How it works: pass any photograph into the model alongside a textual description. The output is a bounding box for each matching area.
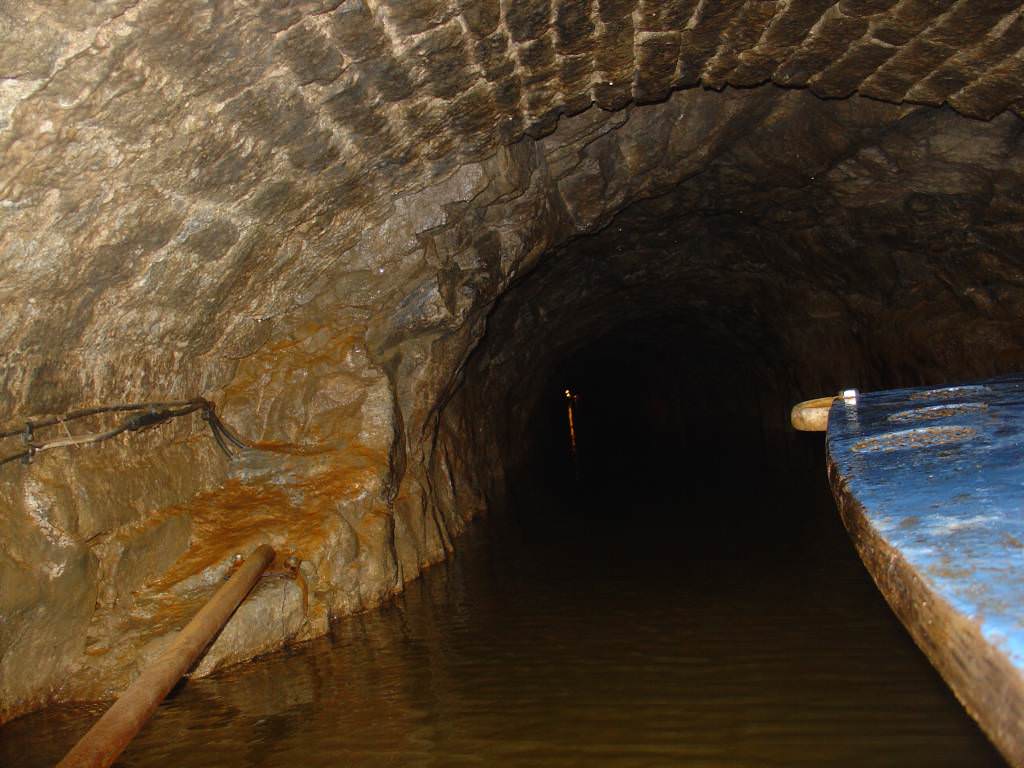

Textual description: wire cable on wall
[0,398,253,468]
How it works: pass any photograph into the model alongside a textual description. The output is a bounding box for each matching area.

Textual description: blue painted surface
[827,375,1024,670]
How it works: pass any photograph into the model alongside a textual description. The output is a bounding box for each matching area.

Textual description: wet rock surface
[1,0,1024,722]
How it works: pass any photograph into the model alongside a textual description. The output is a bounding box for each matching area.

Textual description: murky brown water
[0,471,1007,768]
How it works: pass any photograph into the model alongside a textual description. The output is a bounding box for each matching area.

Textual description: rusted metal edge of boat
[820,376,1024,767]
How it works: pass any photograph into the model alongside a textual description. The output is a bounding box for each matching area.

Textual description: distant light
[566,392,577,457]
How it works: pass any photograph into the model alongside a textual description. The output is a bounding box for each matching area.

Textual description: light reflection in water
[565,387,580,481]
[565,388,578,457]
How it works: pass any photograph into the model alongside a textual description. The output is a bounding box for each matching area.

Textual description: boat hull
[826,377,1024,767]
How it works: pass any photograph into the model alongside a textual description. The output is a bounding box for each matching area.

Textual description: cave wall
[3,0,1024,721]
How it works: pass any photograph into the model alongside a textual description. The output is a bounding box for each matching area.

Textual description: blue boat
[805,376,1024,766]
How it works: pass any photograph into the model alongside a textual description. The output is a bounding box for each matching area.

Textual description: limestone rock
[192,576,307,677]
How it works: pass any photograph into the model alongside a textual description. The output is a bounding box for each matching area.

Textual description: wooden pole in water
[57,544,276,768]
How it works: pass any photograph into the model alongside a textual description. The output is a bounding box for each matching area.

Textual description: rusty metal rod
[57,544,276,768]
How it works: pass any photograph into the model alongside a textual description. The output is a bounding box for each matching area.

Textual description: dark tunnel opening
[484,300,837,578]
[497,305,848,612]
[524,319,793,519]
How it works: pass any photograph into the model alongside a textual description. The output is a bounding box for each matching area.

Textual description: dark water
[0,469,1006,767]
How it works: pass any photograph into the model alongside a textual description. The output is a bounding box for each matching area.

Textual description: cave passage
[9,0,1024,749]
[5,39,1024,758]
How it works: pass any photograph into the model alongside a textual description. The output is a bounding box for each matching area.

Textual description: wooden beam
[57,544,276,768]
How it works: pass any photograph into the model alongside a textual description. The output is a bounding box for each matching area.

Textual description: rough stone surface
[2,0,1024,722]
[192,575,309,677]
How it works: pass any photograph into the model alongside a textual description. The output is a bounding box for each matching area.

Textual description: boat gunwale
[828,454,1024,768]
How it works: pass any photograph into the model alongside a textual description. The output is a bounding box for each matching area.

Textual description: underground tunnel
[3,1,1024,765]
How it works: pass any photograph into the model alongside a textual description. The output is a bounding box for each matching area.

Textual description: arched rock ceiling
[2,0,1024,417]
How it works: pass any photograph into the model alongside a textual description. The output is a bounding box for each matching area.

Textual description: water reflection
[0,475,1006,767]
